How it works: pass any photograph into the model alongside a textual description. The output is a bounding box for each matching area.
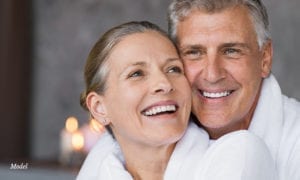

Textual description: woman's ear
[261,40,273,78]
[86,92,110,125]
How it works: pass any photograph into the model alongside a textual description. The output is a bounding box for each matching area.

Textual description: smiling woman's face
[101,31,191,147]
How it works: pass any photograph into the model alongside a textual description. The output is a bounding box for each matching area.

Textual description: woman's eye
[128,70,144,78]
[168,66,183,74]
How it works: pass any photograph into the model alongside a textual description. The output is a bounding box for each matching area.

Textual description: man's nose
[202,56,226,83]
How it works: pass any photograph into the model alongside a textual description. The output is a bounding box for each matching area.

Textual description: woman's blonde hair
[80,21,170,110]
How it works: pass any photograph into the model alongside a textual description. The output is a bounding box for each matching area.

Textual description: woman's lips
[141,101,178,116]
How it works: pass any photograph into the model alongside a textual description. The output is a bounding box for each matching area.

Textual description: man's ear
[86,92,110,125]
[261,40,273,78]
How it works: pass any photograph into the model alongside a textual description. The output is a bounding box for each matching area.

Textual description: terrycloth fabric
[75,132,132,180]
[77,73,300,180]
[76,123,208,180]
[77,123,277,180]
[165,128,277,180]
[249,74,300,180]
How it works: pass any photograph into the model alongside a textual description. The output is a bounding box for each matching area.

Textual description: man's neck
[205,81,262,139]
[206,120,251,139]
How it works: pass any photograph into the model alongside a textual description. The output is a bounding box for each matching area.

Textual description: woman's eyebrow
[130,61,147,66]
[119,61,147,77]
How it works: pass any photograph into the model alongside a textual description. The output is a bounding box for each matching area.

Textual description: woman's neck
[119,141,176,180]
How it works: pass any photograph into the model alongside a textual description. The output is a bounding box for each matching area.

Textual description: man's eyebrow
[179,43,251,50]
[220,42,251,50]
[179,44,206,51]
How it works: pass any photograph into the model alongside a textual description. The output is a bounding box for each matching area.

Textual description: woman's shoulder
[76,132,126,180]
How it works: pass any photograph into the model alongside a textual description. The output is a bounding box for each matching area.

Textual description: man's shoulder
[280,94,300,152]
[283,95,300,109]
[278,95,300,180]
[282,95,300,123]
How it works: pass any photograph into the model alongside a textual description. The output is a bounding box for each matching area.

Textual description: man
[77,20,277,180]
[168,0,300,179]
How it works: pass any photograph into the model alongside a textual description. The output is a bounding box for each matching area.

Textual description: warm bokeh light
[89,118,104,132]
[65,116,78,133]
[72,131,84,151]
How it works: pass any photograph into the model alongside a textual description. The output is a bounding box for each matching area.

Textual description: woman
[77,21,277,180]
[79,21,192,180]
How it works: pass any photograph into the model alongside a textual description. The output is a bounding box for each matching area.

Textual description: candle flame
[65,116,78,133]
[72,131,84,151]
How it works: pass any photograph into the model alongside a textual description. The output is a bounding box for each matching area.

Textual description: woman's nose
[151,73,174,94]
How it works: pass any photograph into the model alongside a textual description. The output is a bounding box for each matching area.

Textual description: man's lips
[199,90,234,99]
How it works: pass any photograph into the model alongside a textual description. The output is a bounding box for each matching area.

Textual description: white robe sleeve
[76,132,132,180]
[195,130,278,180]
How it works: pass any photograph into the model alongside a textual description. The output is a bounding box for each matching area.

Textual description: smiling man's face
[176,5,272,138]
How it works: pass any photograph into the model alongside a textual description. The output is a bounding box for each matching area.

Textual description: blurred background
[0,0,299,179]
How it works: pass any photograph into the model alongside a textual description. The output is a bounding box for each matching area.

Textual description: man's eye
[167,66,183,74]
[225,48,235,54]
[224,48,241,55]
[181,49,203,60]
[128,70,144,78]
[184,49,200,56]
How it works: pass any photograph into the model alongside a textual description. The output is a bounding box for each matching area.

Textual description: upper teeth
[144,105,176,116]
[203,91,230,98]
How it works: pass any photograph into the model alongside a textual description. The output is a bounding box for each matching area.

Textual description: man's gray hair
[168,0,271,48]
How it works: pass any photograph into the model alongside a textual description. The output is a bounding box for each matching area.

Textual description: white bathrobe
[248,74,300,180]
[77,74,300,180]
[76,122,277,180]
